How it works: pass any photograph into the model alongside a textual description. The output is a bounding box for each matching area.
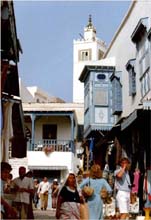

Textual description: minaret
[73,15,107,103]
[84,15,96,41]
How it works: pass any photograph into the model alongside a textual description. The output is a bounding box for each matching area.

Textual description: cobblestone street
[33,208,56,220]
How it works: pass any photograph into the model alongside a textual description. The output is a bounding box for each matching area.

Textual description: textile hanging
[11,135,27,158]
[114,137,122,165]
[1,61,9,92]
[131,169,140,194]
[143,169,151,207]
[144,170,151,195]
[89,138,94,162]
[146,170,151,195]
[1,101,14,161]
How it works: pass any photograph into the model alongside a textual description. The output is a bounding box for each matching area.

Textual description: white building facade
[73,15,107,103]
[79,1,151,211]
[103,1,151,210]
[104,1,151,118]
[9,83,84,181]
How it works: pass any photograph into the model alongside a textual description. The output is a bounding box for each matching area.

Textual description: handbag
[82,178,94,198]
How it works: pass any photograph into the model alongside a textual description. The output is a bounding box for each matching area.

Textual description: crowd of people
[1,158,151,219]
[0,162,60,219]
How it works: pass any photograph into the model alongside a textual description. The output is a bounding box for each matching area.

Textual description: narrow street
[1,2,151,220]
[33,208,56,220]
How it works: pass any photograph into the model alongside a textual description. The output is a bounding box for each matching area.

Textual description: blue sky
[14,1,131,102]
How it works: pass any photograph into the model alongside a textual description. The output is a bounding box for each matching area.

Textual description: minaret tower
[73,15,107,103]
[84,14,96,41]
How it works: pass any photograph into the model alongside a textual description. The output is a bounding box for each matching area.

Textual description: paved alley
[33,208,56,220]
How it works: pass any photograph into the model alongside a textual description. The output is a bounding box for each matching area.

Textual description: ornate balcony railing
[27,139,73,152]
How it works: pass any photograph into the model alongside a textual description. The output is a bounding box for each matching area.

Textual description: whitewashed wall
[73,38,106,103]
[104,1,151,117]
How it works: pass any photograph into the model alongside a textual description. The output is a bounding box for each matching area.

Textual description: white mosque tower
[73,15,107,103]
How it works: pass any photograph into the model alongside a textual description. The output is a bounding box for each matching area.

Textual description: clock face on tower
[95,107,108,123]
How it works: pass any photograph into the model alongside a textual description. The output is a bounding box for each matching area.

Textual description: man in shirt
[1,162,17,219]
[13,166,34,219]
[114,157,132,220]
[37,177,50,210]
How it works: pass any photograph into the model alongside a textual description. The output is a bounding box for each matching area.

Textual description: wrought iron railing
[27,139,73,152]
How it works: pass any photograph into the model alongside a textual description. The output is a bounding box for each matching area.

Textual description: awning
[28,165,68,170]
[131,17,149,43]
[121,109,142,131]
[95,123,121,148]
[84,124,113,138]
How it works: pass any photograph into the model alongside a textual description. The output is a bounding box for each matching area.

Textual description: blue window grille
[110,72,122,115]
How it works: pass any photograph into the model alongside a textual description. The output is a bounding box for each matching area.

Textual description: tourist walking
[55,172,85,219]
[51,179,59,209]
[3,173,18,207]
[80,164,112,220]
[37,177,50,210]
[33,179,40,208]
[13,166,34,219]
[26,170,34,219]
[114,157,132,220]
[1,162,18,219]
